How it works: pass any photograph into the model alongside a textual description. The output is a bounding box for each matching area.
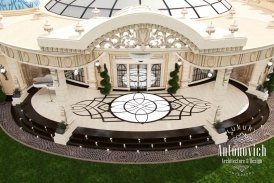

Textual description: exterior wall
[0,56,13,95]
[230,64,254,85]
[21,63,50,87]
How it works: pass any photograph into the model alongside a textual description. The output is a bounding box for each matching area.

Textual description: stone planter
[56,121,67,134]
[214,122,226,133]
[56,127,66,134]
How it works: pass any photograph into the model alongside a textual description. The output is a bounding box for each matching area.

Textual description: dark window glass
[117,64,127,87]
[192,68,209,82]
[65,68,85,82]
[151,64,161,87]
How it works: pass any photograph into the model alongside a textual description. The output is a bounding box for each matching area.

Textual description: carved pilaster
[167,53,177,89]
[86,63,97,89]
[180,61,191,88]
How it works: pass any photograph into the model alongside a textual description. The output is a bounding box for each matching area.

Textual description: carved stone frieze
[88,24,191,52]
[0,43,102,69]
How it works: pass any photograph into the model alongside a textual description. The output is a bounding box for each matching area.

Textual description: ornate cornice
[178,46,274,69]
[40,23,245,54]
[87,24,195,52]
[1,41,273,69]
[0,43,102,69]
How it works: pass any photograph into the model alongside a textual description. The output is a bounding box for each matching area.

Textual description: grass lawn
[0,128,274,183]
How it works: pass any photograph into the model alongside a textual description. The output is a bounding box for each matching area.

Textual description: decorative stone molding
[0,43,102,69]
[39,19,246,55]
[87,24,194,52]
[178,46,274,69]
[86,24,245,55]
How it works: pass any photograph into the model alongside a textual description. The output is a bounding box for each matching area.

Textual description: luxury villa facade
[0,0,273,163]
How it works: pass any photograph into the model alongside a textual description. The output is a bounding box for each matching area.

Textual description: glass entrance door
[129,64,147,91]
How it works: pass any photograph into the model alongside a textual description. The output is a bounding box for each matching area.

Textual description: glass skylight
[0,0,39,11]
[45,0,232,19]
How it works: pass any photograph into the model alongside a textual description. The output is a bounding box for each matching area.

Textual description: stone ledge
[247,89,269,101]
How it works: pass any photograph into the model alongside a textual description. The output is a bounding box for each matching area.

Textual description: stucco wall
[21,63,50,87]
[230,64,254,85]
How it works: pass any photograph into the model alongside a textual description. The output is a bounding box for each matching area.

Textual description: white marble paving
[31,82,249,131]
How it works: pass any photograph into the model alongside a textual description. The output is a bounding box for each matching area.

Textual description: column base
[88,82,97,89]
[180,82,189,89]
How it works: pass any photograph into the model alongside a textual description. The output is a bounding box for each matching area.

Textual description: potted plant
[263,72,274,95]
[213,122,226,133]
[167,63,180,94]
[0,87,6,103]
[13,88,21,98]
[56,121,67,134]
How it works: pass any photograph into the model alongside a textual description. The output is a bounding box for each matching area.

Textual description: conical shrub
[167,63,180,94]
[100,64,111,95]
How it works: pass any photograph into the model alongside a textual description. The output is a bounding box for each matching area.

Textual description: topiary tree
[100,64,111,95]
[263,72,274,94]
[167,63,180,94]
[0,87,6,103]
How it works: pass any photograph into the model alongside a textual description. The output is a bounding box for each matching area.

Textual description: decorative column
[86,62,97,89]
[52,69,77,145]
[248,60,268,90]
[180,61,191,88]
[51,69,74,124]
[147,63,152,88]
[209,68,232,124]
[247,60,269,100]
[108,54,114,87]
[204,68,232,144]
[166,53,177,89]
[5,57,28,105]
[189,65,194,83]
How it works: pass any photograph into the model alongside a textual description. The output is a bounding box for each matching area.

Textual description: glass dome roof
[45,0,232,19]
[0,0,40,11]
